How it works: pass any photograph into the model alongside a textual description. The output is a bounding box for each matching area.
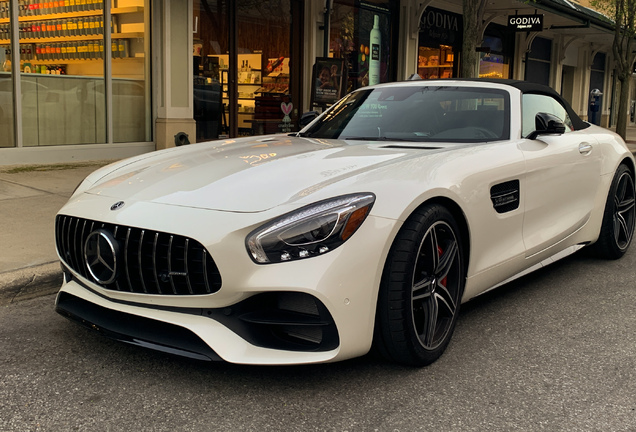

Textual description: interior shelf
[0,7,143,24]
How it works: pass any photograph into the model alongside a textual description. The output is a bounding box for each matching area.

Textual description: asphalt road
[1,249,636,432]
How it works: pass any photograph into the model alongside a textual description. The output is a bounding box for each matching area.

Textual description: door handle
[579,142,593,155]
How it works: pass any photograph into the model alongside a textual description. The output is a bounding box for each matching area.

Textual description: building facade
[0,0,629,165]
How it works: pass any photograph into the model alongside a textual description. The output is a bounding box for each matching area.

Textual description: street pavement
[2,128,636,305]
[2,242,636,430]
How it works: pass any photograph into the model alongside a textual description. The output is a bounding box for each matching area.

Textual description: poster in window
[311,58,346,106]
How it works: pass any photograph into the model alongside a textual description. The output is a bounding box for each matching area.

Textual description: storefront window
[0,5,14,148]
[193,0,227,141]
[525,36,552,86]
[418,7,461,80]
[237,0,291,136]
[479,52,508,79]
[193,0,294,141]
[419,45,454,79]
[112,0,150,143]
[478,31,511,79]
[1,0,150,147]
[588,52,606,126]
[329,0,396,93]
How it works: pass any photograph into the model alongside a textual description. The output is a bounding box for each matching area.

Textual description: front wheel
[592,164,636,259]
[374,204,465,366]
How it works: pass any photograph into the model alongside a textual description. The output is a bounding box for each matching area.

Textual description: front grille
[56,215,222,295]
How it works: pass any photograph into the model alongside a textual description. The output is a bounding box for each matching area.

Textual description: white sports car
[55,79,635,366]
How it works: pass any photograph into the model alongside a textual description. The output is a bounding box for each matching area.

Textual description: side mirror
[299,111,319,127]
[527,112,567,140]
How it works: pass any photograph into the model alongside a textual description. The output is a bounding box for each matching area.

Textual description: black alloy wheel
[374,203,465,366]
[593,164,636,259]
[612,169,636,250]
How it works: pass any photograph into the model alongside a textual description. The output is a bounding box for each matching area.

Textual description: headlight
[246,193,375,264]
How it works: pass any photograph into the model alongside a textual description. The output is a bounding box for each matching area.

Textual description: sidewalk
[0,161,114,305]
[2,128,636,306]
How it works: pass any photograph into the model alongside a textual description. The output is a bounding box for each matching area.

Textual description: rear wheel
[374,204,465,366]
[592,164,635,259]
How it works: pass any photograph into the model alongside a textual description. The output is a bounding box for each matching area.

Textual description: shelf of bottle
[0,32,144,44]
[418,65,453,68]
[223,96,255,101]
[0,7,144,24]
[220,81,261,86]
[224,92,289,98]
[20,57,139,65]
[220,68,262,72]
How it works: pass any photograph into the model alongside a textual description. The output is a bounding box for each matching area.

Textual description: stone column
[154,0,196,150]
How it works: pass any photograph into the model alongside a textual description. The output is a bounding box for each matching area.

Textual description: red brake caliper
[437,246,447,287]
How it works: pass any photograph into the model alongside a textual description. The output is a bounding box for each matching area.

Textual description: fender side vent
[490,180,520,213]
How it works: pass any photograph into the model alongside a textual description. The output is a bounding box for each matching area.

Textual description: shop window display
[479,52,509,79]
[418,45,454,79]
[193,0,293,140]
[329,0,395,92]
[0,33,13,147]
[478,34,510,79]
[0,0,150,147]
[417,7,461,80]
[525,36,552,86]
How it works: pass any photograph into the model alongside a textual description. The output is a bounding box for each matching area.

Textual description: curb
[0,262,62,306]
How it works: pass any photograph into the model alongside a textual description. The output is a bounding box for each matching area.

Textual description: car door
[519,93,602,258]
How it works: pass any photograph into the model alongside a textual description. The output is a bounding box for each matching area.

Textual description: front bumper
[56,269,341,362]
[54,196,398,365]
[56,280,343,365]
[56,290,223,361]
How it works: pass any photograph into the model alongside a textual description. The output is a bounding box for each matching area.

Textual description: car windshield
[301,86,510,143]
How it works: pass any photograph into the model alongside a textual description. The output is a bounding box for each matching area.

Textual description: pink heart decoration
[281,102,293,115]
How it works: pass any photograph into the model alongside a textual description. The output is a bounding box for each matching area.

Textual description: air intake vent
[55,215,222,295]
[490,180,520,214]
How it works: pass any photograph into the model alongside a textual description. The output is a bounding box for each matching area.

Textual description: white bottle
[369,15,381,86]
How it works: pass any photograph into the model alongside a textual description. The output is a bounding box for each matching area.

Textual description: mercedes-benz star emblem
[110,201,125,211]
[84,229,120,285]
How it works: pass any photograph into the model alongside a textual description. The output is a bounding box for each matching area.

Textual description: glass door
[193,0,294,141]
[193,0,228,141]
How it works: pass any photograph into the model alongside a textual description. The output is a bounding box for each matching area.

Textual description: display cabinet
[252,57,290,135]
[197,54,291,136]
[0,0,145,72]
[214,53,261,133]
[418,45,455,80]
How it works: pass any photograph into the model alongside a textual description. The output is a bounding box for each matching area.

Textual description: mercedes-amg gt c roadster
[54,79,635,366]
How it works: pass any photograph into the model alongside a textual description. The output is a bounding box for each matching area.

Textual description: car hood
[85,135,444,212]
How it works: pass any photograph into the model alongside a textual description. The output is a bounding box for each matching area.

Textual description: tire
[592,164,636,260]
[374,203,465,366]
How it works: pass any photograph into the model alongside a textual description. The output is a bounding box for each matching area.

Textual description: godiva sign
[508,14,544,32]
[419,7,463,47]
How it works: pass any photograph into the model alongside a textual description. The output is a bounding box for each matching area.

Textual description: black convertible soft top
[440,78,589,131]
